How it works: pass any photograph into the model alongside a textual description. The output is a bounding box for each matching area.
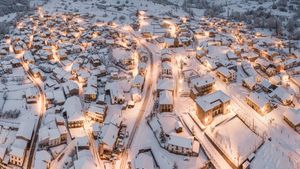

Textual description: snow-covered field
[206,116,263,167]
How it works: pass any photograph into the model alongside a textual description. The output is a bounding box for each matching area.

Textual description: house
[216,67,236,83]
[134,152,156,169]
[106,82,125,104]
[92,123,101,138]
[196,48,206,59]
[38,113,68,148]
[90,54,101,66]
[38,126,67,148]
[83,86,97,102]
[85,104,107,123]
[84,76,98,102]
[138,62,147,76]
[165,134,199,156]
[161,51,172,62]
[245,92,271,115]
[131,87,142,102]
[157,78,175,96]
[77,136,90,150]
[226,51,239,60]
[110,48,136,70]
[283,108,300,133]
[23,51,35,64]
[243,52,258,62]
[62,96,84,128]
[25,87,39,103]
[159,90,174,112]
[259,79,277,93]
[242,76,257,90]
[132,75,145,90]
[98,122,120,159]
[269,87,293,106]
[9,139,27,167]
[63,80,79,97]
[53,88,66,105]
[195,90,231,125]
[241,61,257,77]
[73,150,97,169]
[283,58,300,70]
[161,61,173,77]
[290,75,300,91]
[190,75,215,99]
[33,150,52,169]
[16,114,36,143]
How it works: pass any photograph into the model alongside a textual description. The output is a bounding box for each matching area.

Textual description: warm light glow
[17,22,24,29]
[6,38,11,44]
[51,46,60,62]
[92,32,98,39]
[64,62,73,72]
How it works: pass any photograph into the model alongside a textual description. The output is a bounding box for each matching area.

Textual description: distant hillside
[0,0,30,16]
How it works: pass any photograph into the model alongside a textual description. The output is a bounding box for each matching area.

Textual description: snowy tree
[159,130,166,143]
[287,19,296,35]
[173,162,178,169]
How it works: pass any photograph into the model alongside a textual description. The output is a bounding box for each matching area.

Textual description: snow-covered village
[0,0,299,169]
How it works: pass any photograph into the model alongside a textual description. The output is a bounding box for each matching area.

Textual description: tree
[173,162,178,169]
[159,130,166,143]
[287,19,296,35]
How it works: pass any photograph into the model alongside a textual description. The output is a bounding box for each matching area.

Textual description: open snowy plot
[251,141,300,169]
[206,116,263,167]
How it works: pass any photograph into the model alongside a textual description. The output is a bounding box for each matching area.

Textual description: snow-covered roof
[157,78,174,91]
[16,114,36,141]
[167,133,193,149]
[111,48,134,62]
[216,66,231,77]
[284,108,300,126]
[243,76,256,88]
[134,153,155,169]
[74,150,97,169]
[161,61,172,70]
[87,104,106,116]
[132,74,145,85]
[269,87,293,102]
[159,90,173,105]
[247,92,269,109]
[99,123,119,149]
[195,90,230,112]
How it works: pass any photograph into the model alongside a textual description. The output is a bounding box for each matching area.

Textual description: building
[157,78,175,96]
[84,76,98,102]
[216,67,236,83]
[195,90,231,125]
[245,92,271,115]
[138,62,147,76]
[269,87,293,106]
[132,74,145,90]
[159,90,174,112]
[161,61,173,77]
[62,96,84,128]
[25,87,39,103]
[83,86,97,102]
[9,139,27,167]
[190,75,215,99]
[33,150,52,169]
[63,80,79,97]
[16,114,36,144]
[165,134,199,156]
[283,108,300,133]
[85,104,107,123]
[242,76,257,90]
[98,123,120,159]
